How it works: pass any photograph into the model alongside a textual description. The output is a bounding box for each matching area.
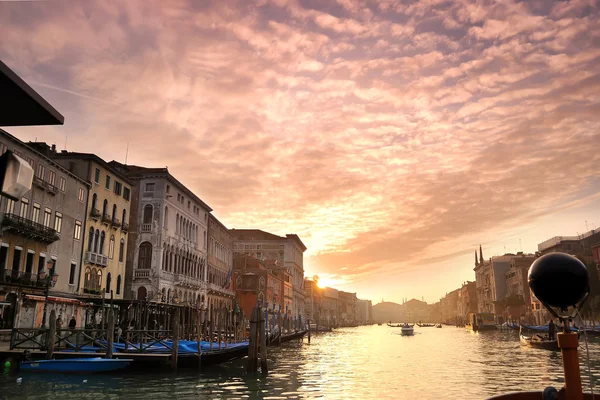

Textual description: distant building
[355,299,372,324]
[207,214,235,312]
[1,133,89,328]
[230,229,306,319]
[457,281,477,325]
[304,278,322,323]
[321,287,339,328]
[440,289,460,324]
[338,291,357,326]
[505,253,537,320]
[538,229,600,263]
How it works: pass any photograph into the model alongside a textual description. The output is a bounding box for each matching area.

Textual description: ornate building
[207,214,234,312]
[110,163,210,305]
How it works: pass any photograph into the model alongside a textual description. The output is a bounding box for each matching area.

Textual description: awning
[25,294,81,304]
[0,60,64,126]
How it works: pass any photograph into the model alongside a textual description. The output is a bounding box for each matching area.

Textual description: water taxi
[465,312,498,331]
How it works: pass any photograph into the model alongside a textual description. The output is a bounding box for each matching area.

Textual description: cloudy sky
[1,0,599,304]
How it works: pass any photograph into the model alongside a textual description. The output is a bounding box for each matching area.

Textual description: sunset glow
[1,0,599,304]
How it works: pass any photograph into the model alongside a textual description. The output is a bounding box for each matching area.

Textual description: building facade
[321,287,339,327]
[338,291,357,326]
[355,299,372,324]
[47,152,132,300]
[109,164,211,307]
[207,214,234,312]
[1,133,89,329]
[230,229,306,318]
[457,281,477,325]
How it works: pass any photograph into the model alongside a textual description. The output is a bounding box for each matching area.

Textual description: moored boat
[19,357,133,373]
[519,334,560,351]
[416,323,435,327]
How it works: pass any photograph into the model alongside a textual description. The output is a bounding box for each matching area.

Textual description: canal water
[2,325,600,399]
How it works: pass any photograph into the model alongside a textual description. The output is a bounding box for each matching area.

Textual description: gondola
[200,343,250,366]
[416,323,435,327]
[387,323,403,327]
[519,334,560,351]
[20,357,133,373]
[279,329,308,343]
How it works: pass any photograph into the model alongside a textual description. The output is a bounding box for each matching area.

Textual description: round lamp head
[528,253,589,309]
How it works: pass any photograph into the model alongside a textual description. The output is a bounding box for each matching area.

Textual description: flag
[223,268,232,289]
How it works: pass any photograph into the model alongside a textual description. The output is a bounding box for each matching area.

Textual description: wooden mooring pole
[308,319,311,344]
[46,309,57,359]
[106,310,114,359]
[171,307,180,370]
[246,306,258,373]
[259,306,268,374]
[196,302,201,366]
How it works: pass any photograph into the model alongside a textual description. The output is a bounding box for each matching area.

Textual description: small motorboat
[435,324,442,328]
[401,323,414,336]
[20,357,133,373]
[519,333,560,351]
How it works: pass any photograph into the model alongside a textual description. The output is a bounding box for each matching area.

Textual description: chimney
[51,144,56,153]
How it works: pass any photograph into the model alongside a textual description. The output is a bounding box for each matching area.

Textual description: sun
[317,278,331,289]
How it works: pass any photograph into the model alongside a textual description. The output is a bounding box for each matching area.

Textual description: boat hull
[519,334,560,351]
[401,328,414,336]
[200,345,249,366]
[19,358,133,373]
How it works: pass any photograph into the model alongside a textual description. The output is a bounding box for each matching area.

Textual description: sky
[1,0,599,304]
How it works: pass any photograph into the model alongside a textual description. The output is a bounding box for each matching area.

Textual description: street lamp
[39,261,58,328]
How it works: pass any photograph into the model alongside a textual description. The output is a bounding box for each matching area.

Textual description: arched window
[99,231,106,254]
[112,204,117,220]
[109,235,115,259]
[175,214,179,234]
[161,287,166,301]
[88,227,95,251]
[167,288,171,302]
[118,239,125,262]
[258,292,264,305]
[122,209,127,226]
[84,267,91,288]
[236,276,242,288]
[203,231,206,248]
[164,207,168,228]
[138,242,152,269]
[105,272,112,293]
[143,204,153,224]
[116,275,122,295]
[91,193,98,211]
[96,269,102,291]
[94,229,100,253]
[259,276,265,290]
[102,199,108,217]
[137,286,147,301]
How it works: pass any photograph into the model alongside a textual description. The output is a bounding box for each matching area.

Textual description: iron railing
[0,213,60,243]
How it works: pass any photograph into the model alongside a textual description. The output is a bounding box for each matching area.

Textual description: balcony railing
[1,269,45,287]
[90,208,101,220]
[141,224,152,232]
[85,251,108,267]
[111,217,121,228]
[101,213,111,225]
[82,287,102,295]
[33,176,57,195]
[134,269,151,279]
[173,274,205,289]
[0,213,60,243]
[121,222,129,233]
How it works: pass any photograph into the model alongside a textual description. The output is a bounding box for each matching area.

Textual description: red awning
[25,295,80,304]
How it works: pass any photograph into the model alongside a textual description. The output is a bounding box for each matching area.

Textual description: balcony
[208,282,234,296]
[1,269,45,287]
[82,287,102,295]
[85,251,108,267]
[141,224,152,232]
[90,208,101,220]
[174,274,204,289]
[111,217,121,229]
[101,213,111,225]
[134,269,151,279]
[0,213,60,243]
[33,176,57,195]
[121,222,129,233]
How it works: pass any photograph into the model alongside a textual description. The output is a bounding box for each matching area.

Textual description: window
[78,187,85,202]
[43,208,52,228]
[94,229,100,253]
[32,203,40,222]
[164,207,169,228]
[36,163,45,179]
[138,242,152,269]
[112,204,117,220]
[105,175,111,189]
[166,185,170,194]
[54,212,63,233]
[12,248,21,271]
[59,177,66,192]
[0,142,6,154]
[88,228,95,251]
[109,235,115,259]
[69,263,76,285]
[118,239,125,263]
[177,194,180,201]
[25,157,35,167]
[123,187,130,201]
[116,275,122,295]
[143,204,153,224]
[6,199,15,214]
[94,168,100,183]
[48,170,56,187]
[145,183,155,192]
[114,181,122,196]
[19,198,29,219]
[99,231,106,254]
[37,255,45,274]
[102,199,108,216]
[74,220,82,240]
[122,209,127,226]
[25,252,34,274]
[188,200,190,209]
[106,272,112,293]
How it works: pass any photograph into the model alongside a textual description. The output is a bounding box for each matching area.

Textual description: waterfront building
[538,229,600,263]
[355,299,372,324]
[42,152,132,301]
[230,229,307,319]
[457,281,477,326]
[474,246,494,314]
[593,242,600,268]
[108,164,210,305]
[505,253,537,321]
[207,214,234,311]
[440,289,460,324]
[321,287,339,327]
[304,278,322,324]
[1,133,89,328]
[338,291,357,326]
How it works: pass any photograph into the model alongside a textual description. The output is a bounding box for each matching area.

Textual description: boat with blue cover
[20,357,133,373]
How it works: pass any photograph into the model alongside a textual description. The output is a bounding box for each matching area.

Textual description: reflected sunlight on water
[2,325,600,399]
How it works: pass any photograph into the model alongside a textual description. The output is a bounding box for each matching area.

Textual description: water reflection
[2,325,599,399]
